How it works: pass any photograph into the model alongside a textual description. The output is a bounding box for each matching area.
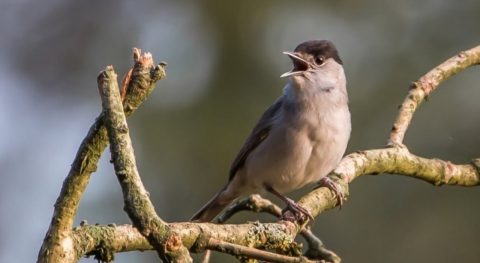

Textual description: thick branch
[74,221,299,256]
[98,66,191,262]
[37,49,166,263]
[389,45,480,146]
[73,224,151,257]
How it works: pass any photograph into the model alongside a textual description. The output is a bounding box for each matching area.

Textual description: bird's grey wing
[228,96,284,181]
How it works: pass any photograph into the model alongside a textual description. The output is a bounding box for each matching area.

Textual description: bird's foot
[281,197,313,223]
[317,177,345,207]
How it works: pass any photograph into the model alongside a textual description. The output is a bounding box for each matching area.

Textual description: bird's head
[281,40,344,87]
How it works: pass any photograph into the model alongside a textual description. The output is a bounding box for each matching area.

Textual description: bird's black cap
[294,40,343,65]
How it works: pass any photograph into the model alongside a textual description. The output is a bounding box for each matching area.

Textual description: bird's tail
[191,186,238,222]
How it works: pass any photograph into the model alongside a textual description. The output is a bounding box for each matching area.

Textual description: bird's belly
[242,127,315,194]
[242,119,349,194]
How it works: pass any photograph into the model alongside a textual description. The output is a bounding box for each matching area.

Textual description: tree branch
[302,228,340,263]
[37,48,166,263]
[70,147,479,261]
[71,151,477,260]
[388,45,480,146]
[98,66,191,262]
[73,224,152,257]
[216,194,282,224]
[299,147,479,219]
[216,194,340,262]
[74,221,300,257]
[205,239,315,263]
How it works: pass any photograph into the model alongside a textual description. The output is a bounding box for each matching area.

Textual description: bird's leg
[265,185,313,222]
[317,177,345,207]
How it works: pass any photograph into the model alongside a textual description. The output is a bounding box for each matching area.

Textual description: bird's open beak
[280,51,313,78]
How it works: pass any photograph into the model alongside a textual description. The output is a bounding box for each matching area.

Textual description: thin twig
[206,238,317,263]
[302,228,340,263]
[388,45,480,146]
[217,194,282,223]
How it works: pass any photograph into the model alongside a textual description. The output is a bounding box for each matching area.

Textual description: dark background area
[1,0,479,262]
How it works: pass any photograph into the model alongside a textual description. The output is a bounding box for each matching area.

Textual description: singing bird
[191,40,351,222]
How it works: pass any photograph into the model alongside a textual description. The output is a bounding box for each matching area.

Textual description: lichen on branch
[97,66,191,262]
[37,48,166,263]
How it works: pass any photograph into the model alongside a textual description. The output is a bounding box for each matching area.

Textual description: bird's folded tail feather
[190,186,238,222]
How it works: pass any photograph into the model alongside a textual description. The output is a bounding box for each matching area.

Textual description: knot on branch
[436,160,455,186]
[416,77,436,98]
[163,234,190,261]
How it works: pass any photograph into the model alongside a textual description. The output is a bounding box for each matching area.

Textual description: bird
[191,40,351,223]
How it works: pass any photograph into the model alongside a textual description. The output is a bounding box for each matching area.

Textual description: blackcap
[191,40,351,222]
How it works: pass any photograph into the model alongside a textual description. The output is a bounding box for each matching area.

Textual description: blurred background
[1,0,479,262]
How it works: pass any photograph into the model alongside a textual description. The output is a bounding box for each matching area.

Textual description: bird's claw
[281,197,313,223]
[317,177,345,207]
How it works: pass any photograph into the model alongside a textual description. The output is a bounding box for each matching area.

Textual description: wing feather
[228,96,284,180]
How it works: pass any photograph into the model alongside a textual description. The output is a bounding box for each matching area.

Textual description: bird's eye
[315,56,326,65]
